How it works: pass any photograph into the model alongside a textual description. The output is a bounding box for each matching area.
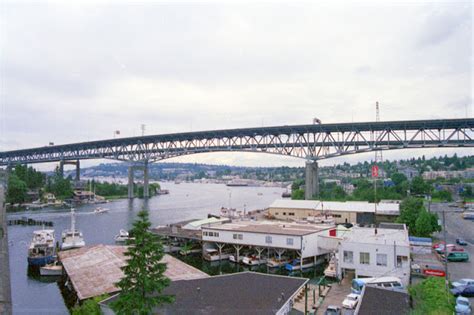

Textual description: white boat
[203,248,232,261]
[266,257,291,268]
[229,254,244,263]
[28,229,56,266]
[114,229,133,244]
[93,207,109,214]
[40,261,63,276]
[324,254,338,278]
[179,248,201,256]
[285,258,316,271]
[61,208,85,250]
[242,255,267,266]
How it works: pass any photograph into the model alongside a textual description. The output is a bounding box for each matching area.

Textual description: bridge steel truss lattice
[1,118,473,166]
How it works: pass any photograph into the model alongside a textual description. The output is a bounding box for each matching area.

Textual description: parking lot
[431,202,474,305]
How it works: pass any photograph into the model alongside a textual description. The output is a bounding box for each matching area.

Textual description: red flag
[372,165,379,178]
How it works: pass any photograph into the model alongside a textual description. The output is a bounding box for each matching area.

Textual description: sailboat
[61,208,85,250]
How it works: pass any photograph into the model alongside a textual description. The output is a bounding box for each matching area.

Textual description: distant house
[354,285,410,315]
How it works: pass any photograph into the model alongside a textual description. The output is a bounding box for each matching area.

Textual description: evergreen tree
[6,174,28,204]
[111,210,174,315]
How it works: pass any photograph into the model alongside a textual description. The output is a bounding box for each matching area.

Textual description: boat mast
[71,208,76,244]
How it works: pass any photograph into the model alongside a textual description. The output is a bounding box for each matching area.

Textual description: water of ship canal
[7,182,323,314]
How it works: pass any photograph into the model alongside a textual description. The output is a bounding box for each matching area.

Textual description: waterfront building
[99,272,309,315]
[201,220,335,268]
[267,200,399,225]
[337,225,410,286]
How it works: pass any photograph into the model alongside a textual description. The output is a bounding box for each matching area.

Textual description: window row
[203,231,219,237]
[343,251,408,267]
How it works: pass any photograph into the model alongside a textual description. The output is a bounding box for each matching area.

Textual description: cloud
[0,1,472,169]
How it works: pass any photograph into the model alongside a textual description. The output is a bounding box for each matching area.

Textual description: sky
[0,0,472,170]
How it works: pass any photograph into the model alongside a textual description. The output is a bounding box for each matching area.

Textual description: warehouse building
[267,200,399,225]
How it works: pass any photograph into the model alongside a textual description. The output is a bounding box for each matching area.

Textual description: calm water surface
[7,183,288,314]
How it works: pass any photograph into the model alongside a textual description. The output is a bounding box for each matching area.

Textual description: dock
[0,184,12,315]
[59,244,208,302]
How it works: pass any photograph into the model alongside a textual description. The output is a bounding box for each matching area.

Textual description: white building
[337,225,410,286]
[201,220,335,265]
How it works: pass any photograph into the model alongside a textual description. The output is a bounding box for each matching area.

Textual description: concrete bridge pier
[127,161,150,199]
[143,160,149,199]
[305,161,319,200]
[128,166,135,199]
[59,160,81,181]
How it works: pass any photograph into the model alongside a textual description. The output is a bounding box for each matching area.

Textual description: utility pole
[442,208,449,294]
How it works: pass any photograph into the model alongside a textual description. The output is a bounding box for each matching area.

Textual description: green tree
[415,210,434,237]
[291,189,305,200]
[71,295,108,315]
[411,176,430,195]
[111,210,174,315]
[48,167,73,200]
[396,197,424,234]
[409,276,454,315]
[391,172,407,186]
[6,174,28,204]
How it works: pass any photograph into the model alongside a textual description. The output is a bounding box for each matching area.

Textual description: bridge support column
[128,166,134,199]
[59,160,64,177]
[143,160,149,199]
[75,160,80,182]
[305,161,319,200]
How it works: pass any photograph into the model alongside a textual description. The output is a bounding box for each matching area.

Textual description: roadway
[431,202,474,306]
[0,183,12,315]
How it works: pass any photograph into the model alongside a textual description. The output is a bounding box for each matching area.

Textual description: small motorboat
[40,261,63,276]
[229,254,244,263]
[324,254,338,278]
[242,255,267,266]
[114,229,133,244]
[203,248,232,261]
[61,208,85,250]
[266,257,291,268]
[94,207,109,214]
[285,258,315,271]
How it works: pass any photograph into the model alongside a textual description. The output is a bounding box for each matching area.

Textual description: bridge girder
[1,118,473,166]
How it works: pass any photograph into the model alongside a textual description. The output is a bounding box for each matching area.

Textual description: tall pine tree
[111,210,174,315]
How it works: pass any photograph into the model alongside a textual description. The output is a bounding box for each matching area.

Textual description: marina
[6,182,287,314]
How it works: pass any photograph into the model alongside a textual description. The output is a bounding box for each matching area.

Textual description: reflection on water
[7,183,287,314]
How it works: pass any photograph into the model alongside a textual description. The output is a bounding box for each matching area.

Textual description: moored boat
[40,261,63,276]
[28,229,56,266]
[266,257,291,268]
[114,229,133,244]
[229,254,244,263]
[285,258,315,271]
[242,255,267,266]
[61,208,85,250]
[203,248,232,261]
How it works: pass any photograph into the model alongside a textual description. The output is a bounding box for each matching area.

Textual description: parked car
[451,284,474,297]
[436,244,464,253]
[452,279,474,289]
[455,296,472,314]
[342,293,360,309]
[456,238,468,246]
[324,305,341,315]
[442,252,470,262]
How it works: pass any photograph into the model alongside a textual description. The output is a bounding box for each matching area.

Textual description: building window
[233,233,243,240]
[360,252,370,265]
[397,255,408,267]
[283,212,287,215]
[332,214,342,218]
[289,212,295,216]
[343,251,353,263]
[275,212,279,215]
[286,238,294,245]
[376,253,387,266]
[203,231,208,236]
[233,234,238,239]
[265,236,272,244]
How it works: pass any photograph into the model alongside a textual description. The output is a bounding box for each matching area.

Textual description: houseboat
[267,257,291,268]
[27,229,56,266]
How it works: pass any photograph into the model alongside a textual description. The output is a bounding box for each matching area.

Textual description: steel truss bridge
[1,118,473,166]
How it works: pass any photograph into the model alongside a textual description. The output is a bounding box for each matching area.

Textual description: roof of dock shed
[202,220,332,236]
[59,245,208,300]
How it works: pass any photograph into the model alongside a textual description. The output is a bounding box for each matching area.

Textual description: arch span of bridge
[1,118,473,198]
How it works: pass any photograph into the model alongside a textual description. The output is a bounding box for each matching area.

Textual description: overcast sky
[0,0,472,170]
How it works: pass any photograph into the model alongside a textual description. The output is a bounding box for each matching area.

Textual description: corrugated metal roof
[268,199,399,214]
